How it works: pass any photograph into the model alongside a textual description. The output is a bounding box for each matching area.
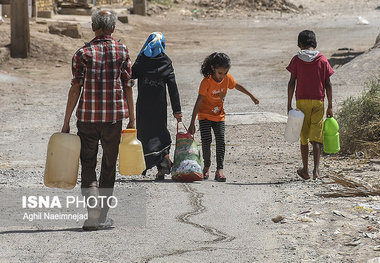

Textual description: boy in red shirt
[286,30,334,180]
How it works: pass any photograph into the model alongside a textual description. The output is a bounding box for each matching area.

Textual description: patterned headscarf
[138,32,166,58]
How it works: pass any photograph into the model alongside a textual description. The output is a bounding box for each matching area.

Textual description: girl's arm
[287,74,296,113]
[325,77,333,117]
[235,83,259,104]
[188,95,204,135]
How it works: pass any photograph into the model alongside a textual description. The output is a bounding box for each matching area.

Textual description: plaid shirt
[72,35,132,122]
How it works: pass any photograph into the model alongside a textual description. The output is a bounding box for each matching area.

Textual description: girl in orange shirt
[189,52,259,182]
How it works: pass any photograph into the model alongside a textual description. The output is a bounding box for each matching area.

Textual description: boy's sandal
[215,171,226,182]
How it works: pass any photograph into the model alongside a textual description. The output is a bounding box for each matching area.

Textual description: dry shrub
[336,78,380,157]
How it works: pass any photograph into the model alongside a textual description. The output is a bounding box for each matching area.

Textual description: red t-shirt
[286,53,334,101]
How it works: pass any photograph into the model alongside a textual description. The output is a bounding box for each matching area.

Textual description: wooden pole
[11,0,30,58]
[133,0,146,16]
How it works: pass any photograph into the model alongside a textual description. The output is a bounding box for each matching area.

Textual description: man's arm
[62,82,82,133]
[287,74,296,113]
[124,84,135,129]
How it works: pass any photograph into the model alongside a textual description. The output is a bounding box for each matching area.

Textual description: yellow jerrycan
[44,132,81,189]
[119,129,146,175]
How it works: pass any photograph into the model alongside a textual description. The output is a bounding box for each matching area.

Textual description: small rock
[118,16,128,24]
[37,11,53,18]
[332,210,345,217]
[272,215,285,223]
[344,238,361,246]
[299,216,313,222]
[48,23,82,39]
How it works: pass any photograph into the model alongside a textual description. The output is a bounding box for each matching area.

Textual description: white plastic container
[284,109,304,143]
[44,132,81,189]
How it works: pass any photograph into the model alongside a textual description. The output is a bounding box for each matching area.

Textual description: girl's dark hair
[298,30,317,48]
[201,52,231,77]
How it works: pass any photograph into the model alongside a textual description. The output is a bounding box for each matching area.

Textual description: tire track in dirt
[143,247,216,263]
[177,183,236,243]
[143,184,235,262]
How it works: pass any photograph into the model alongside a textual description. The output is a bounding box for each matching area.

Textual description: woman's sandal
[160,155,173,175]
[155,170,165,181]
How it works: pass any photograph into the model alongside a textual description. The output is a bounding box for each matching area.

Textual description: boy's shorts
[296,99,324,145]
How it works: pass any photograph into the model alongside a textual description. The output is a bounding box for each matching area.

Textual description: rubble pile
[196,0,300,13]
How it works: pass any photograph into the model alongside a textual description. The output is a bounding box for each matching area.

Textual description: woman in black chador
[132,32,182,180]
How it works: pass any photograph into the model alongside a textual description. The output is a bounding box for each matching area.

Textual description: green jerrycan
[323,117,340,154]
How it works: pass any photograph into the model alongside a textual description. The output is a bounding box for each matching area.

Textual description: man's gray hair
[91,9,117,31]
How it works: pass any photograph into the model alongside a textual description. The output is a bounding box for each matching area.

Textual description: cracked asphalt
[1,1,380,262]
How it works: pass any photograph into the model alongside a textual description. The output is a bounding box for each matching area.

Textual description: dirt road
[0,0,379,262]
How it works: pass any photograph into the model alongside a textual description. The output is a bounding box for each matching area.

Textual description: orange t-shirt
[198,73,237,122]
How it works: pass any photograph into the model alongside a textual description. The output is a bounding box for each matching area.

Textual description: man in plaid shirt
[62,9,134,230]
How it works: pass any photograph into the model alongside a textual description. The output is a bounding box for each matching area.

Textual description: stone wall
[36,0,53,12]
[31,0,123,15]
[95,0,122,5]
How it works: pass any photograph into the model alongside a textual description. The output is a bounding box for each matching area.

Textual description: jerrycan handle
[122,128,137,133]
[176,121,194,140]
[121,129,137,140]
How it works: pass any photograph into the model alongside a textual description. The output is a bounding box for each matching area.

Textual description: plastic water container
[323,117,340,154]
[119,129,146,175]
[284,109,305,143]
[44,133,81,189]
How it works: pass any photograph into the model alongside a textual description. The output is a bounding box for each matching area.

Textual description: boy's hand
[188,123,196,135]
[326,108,333,118]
